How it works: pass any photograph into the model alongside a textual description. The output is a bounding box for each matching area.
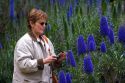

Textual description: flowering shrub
[0,0,125,83]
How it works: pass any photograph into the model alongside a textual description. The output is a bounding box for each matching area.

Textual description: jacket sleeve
[14,42,38,73]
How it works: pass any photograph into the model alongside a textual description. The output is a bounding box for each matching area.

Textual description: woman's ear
[30,21,34,28]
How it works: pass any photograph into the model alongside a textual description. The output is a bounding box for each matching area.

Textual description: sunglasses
[40,22,47,26]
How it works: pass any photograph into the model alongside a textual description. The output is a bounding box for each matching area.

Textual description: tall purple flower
[77,35,87,56]
[96,0,102,17]
[108,28,114,44]
[100,16,109,36]
[67,50,76,67]
[74,0,79,8]
[87,0,93,7]
[66,52,69,65]
[88,41,96,52]
[100,42,107,53]
[87,34,95,43]
[0,42,3,49]
[118,25,125,44]
[69,4,73,16]
[67,4,73,22]
[46,24,51,32]
[58,0,65,6]
[50,0,55,5]
[87,34,96,51]
[9,0,15,20]
[58,70,66,83]
[66,72,72,83]
[83,54,94,74]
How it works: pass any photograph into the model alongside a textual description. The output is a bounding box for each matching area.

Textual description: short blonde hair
[27,8,48,30]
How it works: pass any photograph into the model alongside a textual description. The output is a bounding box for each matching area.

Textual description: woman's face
[31,20,47,37]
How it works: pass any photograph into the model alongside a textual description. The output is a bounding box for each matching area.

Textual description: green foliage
[0,0,125,83]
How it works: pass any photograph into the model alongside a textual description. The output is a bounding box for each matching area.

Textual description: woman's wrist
[43,59,47,64]
[37,59,44,70]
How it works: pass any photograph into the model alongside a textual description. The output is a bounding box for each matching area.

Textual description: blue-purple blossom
[77,35,87,56]
[9,0,15,20]
[118,25,125,44]
[69,4,73,16]
[67,4,73,21]
[0,42,3,49]
[58,70,66,83]
[87,0,93,7]
[50,0,55,5]
[67,50,76,67]
[100,16,109,36]
[96,0,102,17]
[58,0,65,6]
[96,0,102,7]
[108,28,114,44]
[83,54,94,74]
[46,24,51,32]
[74,0,79,8]
[87,34,96,51]
[87,34,95,43]
[66,72,72,83]
[66,52,70,65]
[88,41,96,52]
[100,42,107,53]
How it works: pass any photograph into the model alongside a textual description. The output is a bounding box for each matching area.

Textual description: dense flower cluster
[77,35,87,56]
[87,34,96,52]
[66,50,76,67]
[118,25,125,45]
[83,54,94,74]
[100,16,109,36]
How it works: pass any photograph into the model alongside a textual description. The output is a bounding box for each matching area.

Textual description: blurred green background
[0,0,125,83]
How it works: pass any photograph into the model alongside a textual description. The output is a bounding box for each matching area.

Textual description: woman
[13,8,65,83]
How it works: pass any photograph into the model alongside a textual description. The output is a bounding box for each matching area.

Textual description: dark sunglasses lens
[40,22,47,26]
[40,22,44,25]
[45,23,47,25]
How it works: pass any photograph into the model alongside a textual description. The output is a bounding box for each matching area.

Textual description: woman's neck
[32,31,39,38]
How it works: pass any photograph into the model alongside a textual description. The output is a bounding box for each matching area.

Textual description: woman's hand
[52,52,66,68]
[43,55,57,64]
[58,52,66,61]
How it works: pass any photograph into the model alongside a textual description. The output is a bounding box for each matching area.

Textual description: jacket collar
[28,31,37,42]
[28,31,45,42]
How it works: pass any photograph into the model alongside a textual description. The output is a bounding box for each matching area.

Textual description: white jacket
[12,32,56,83]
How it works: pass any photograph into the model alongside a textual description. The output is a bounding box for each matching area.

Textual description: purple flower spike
[77,35,87,56]
[58,70,66,83]
[83,54,94,74]
[118,25,125,45]
[100,42,107,53]
[100,16,109,36]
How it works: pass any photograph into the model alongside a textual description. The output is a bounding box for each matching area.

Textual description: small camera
[52,56,59,59]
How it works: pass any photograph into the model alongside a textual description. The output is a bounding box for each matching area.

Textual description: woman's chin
[39,32,44,35]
